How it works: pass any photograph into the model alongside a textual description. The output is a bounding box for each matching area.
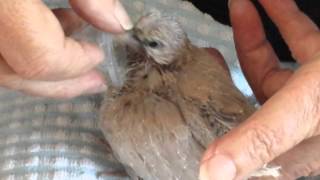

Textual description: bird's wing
[100,92,203,180]
[176,47,255,147]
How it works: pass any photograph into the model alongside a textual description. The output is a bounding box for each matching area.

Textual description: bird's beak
[127,28,143,44]
[125,28,134,35]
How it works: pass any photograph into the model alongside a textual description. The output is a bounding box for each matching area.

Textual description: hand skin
[0,0,132,98]
[200,0,320,180]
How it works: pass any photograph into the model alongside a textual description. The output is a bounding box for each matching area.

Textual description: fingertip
[200,142,237,180]
[54,70,107,98]
[199,164,210,180]
[200,154,237,180]
[113,0,133,30]
[53,70,107,98]
[81,70,108,94]
[69,0,132,33]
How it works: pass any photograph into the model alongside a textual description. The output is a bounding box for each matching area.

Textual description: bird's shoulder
[177,47,254,125]
[177,47,235,103]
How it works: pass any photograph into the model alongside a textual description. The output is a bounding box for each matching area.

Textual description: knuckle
[244,125,282,164]
[0,77,24,90]
[293,32,320,61]
[291,163,316,178]
[19,61,51,79]
[291,67,320,134]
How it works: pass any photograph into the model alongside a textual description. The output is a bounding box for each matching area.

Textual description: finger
[69,0,133,32]
[0,59,107,98]
[199,60,320,180]
[230,0,293,103]
[52,8,87,36]
[259,0,320,63]
[0,0,104,80]
[2,71,107,99]
[271,135,320,180]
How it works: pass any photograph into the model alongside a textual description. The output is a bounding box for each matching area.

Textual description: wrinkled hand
[0,0,132,98]
[200,0,320,179]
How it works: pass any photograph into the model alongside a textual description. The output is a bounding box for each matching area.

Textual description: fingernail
[199,165,210,180]
[86,83,108,94]
[114,1,133,30]
[199,155,237,180]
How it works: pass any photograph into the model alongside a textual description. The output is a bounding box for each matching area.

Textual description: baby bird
[100,12,278,180]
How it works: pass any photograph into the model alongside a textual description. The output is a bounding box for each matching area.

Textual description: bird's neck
[121,65,176,94]
[122,50,191,94]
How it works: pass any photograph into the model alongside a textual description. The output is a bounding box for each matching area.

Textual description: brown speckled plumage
[100,12,275,180]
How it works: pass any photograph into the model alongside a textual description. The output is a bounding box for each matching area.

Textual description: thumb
[199,64,320,180]
[69,0,133,33]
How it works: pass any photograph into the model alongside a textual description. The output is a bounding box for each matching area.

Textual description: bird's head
[129,12,188,65]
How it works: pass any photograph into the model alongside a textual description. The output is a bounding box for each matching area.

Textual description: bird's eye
[146,40,162,48]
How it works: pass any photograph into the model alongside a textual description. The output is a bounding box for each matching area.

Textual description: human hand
[199,0,320,179]
[0,0,132,98]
